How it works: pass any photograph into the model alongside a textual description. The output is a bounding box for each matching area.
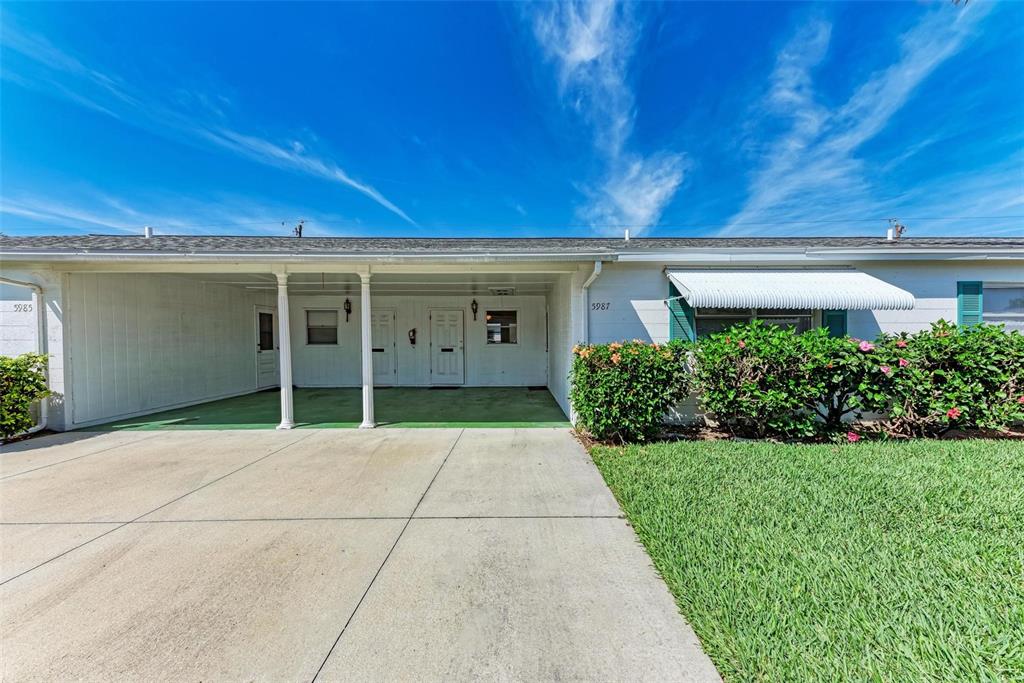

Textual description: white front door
[430,309,464,385]
[254,306,279,389]
[372,309,397,385]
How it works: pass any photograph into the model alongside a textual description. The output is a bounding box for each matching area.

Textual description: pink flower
[858,341,875,352]
[946,407,962,420]
[898,358,909,368]
[896,340,908,348]
[880,365,892,375]
[847,431,860,443]
[1019,395,1024,405]
[737,340,746,349]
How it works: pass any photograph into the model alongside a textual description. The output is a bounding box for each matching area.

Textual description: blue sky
[1,1,1021,238]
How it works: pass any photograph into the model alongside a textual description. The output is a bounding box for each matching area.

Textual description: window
[258,312,274,351]
[982,285,1024,333]
[694,308,813,338]
[485,310,518,344]
[306,309,338,345]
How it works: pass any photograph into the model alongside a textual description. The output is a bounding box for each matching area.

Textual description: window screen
[485,310,518,344]
[258,312,274,351]
[306,309,338,345]
[693,308,813,338]
[983,285,1024,333]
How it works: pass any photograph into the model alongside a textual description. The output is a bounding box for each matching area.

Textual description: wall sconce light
[344,298,352,322]
[471,299,478,321]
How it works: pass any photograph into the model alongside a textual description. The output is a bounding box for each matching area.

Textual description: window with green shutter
[668,283,695,341]
[822,309,847,337]
[957,281,983,327]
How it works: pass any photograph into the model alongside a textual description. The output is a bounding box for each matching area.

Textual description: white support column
[359,272,375,428]
[276,272,295,430]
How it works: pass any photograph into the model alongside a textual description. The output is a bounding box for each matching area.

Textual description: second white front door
[254,306,278,389]
[430,309,464,385]
[372,309,397,385]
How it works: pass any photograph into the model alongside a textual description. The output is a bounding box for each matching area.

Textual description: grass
[91,387,569,430]
[590,439,1024,681]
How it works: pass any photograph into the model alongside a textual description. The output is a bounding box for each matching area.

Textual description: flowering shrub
[689,321,823,438]
[569,321,1023,443]
[570,340,689,443]
[855,321,1024,437]
[0,353,51,439]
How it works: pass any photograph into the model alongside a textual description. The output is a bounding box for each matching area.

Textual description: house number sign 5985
[13,304,33,313]
[591,302,611,311]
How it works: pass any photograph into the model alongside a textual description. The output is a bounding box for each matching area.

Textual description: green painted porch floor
[91,387,569,430]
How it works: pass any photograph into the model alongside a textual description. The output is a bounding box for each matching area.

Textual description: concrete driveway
[1,428,718,682]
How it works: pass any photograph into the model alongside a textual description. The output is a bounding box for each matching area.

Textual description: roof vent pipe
[624,229,630,242]
[144,226,153,239]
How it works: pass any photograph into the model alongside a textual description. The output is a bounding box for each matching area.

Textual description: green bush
[856,321,1024,437]
[570,340,689,443]
[690,321,828,439]
[0,353,51,439]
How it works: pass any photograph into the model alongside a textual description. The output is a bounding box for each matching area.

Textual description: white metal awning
[666,270,915,310]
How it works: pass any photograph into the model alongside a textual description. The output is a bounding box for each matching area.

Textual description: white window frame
[484,308,519,345]
[305,308,340,346]
[982,282,1024,329]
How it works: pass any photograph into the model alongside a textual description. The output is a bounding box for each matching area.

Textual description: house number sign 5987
[13,304,33,313]
[591,302,611,311]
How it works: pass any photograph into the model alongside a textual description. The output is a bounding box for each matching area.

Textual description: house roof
[2,234,1023,258]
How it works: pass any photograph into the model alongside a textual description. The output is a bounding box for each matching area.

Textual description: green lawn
[591,439,1024,681]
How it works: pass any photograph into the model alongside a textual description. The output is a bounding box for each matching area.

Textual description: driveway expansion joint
[310,428,466,683]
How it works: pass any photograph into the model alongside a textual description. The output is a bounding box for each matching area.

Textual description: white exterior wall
[587,260,1024,344]
[0,270,68,429]
[546,273,573,416]
[848,261,1024,338]
[65,273,273,427]
[587,263,672,344]
[289,294,548,387]
[0,283,39,357]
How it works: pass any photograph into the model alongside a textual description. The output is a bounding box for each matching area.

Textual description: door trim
[429,307,465,385]
[254,305,278,389]
[371,308,397,386]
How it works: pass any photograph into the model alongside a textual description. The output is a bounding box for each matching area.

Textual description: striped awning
[666,270,915,310]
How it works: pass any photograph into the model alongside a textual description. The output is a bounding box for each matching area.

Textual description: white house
[1,234,1022,432]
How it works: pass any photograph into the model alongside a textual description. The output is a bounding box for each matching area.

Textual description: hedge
[1,353,51,440]
[570,321,1024,443]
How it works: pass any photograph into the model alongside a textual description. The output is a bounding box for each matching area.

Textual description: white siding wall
[66,273,273,427]
[289,294,548,387]
[546,274,573,416]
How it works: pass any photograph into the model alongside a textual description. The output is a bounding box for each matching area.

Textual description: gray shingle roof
[2,234,1022,256]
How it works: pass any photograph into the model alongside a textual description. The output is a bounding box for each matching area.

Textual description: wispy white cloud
[723,4,994,235]
[0,189,362,236]
[530,0,685,235]
[0,21,415,226]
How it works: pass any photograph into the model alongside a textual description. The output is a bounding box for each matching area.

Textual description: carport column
[276,272,295,430]
[359,272,375,428]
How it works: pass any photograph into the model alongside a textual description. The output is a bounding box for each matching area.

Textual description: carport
[43,256,582,431]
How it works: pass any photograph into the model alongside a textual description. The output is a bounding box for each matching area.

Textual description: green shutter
[668,283,695,341]
[957,281,983,327]
[822,309,847,338]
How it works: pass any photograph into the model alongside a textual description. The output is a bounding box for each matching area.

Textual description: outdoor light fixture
[471,299,478,320]
[344,298,352,322]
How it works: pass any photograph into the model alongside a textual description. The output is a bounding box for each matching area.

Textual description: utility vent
[488,286,516,296]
